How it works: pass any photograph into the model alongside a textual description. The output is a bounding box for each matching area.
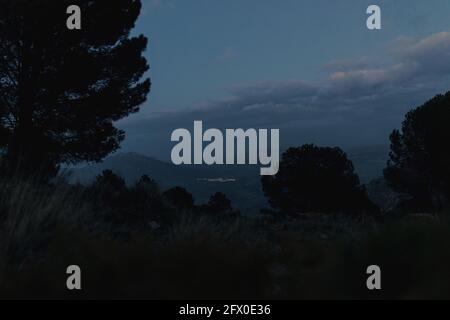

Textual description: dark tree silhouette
[0,0,150,176]
[131,175,162,213]
[134,175,160,201]
[91,170,128,206]
[208,192,232,212]
[204,192,240,217]
[90,171,162,231]
[162,187,195,211]
[384,92,450,211]
[262,144,376,215]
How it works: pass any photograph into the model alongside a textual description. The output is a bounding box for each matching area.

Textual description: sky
[117,0,450,160]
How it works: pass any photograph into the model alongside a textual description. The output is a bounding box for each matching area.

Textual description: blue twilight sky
[117,0,450,160]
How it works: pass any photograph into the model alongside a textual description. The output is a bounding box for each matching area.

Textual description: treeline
[78,170,240,235]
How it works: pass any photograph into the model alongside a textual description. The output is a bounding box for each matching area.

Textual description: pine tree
[0,0,150,176]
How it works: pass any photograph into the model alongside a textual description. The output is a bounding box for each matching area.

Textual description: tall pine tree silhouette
[384,92,450,211]
[0,0,150,177]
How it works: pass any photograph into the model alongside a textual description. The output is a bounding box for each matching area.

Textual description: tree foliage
[262,144,376,215]
[162,187,195,211]
[0,0,150,176]
[202,192,240,217]
[384,92,450,211]
[89,171,165,231]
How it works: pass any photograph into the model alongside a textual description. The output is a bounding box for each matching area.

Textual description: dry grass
[1,178,450,299]
[0,178,88,265]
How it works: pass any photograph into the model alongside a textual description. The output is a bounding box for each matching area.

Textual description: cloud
[329,31,450,90]
[323,57,372,73]
[119,31,450,159]
[392,31,450,75]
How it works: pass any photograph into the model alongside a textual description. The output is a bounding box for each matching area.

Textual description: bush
[199,192,241,218]
[162,187,195,211]
[87,171,166,233]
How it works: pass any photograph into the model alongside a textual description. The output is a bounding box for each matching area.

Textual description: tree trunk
[6,32,38,176]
